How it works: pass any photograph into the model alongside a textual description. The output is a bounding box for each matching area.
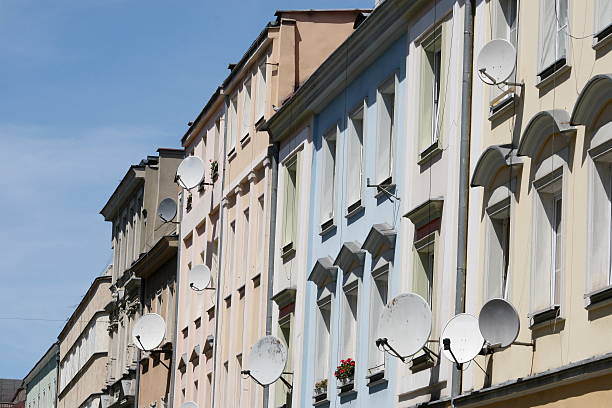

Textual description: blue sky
[0,0,371,378]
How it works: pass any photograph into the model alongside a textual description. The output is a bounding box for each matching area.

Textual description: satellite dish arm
[135,335,148,352]
[442,338,463,369]
[278,375,293,390]
[376,338,407,363]
[241,370,265,387]
[189,283,215,291]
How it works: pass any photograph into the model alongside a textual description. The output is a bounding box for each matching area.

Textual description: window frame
[320,124,339,232]
[375,76,396,184]
[346,101,366,213]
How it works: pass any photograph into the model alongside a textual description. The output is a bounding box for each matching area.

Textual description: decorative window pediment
[177,352,188,370]
[362,223,396,255]
[271,287,297,309]
[404,198,444,229]
[571,74,612,126]
[308,257,338,288]
[471,144,523,188]
[203,335,214,357]
[518,110,576,158]
[189,345,201,362]
[334,241,365,275]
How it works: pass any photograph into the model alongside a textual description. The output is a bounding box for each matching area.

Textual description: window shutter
[376,86,394,183]
[437,21,448,143]
[539,0,557,72]
[321,130,336,222]
[556,0,568,60]
[347,110,364,206]
[596,0,612,35]
[419,48,434,152]
[485,219,505,300]
[256,62,266,120]
[532,194,553,311]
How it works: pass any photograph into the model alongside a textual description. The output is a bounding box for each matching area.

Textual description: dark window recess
[538,58,566,81]
[596,24,612,42]
[347,200,362,215]
[321,218,335,232]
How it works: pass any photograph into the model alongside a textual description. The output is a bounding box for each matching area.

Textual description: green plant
[314,379,328,389]
[334,358,355,380]
[210,160,219,180]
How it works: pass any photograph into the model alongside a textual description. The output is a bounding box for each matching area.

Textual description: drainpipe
[134,279,144,408]
[262,143,279,408]
[168,194,182,408]
[211,94,229,408]
[453,0,474,398]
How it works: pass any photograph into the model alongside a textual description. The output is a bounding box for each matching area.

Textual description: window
[314,297,331,382]
[589,158,612,294]
[376,81,395,183]
[283,156,299,250]
[368,269,388,374]
[595,0,612,41]
[275,315,293,407]
[485,195,511,300]
[538,0,568,79]
[227,221,236,290]
[228,94,238,154]
[242,79,252,137]
[491,0,518,105]
[242,209,250,278]
[532,173,563,313]
[420,27,443,152]
[347,105,365,210]
[255,60,267,120]
[321,126,338,228]
[341,283,358,360]
[413,236,435,306]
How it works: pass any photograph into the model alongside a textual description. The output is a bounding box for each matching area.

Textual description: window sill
[488,92,518,121]
[365,369,387,388]
[593,24,612,51]
[319,219,336,236]
[281,242,296,260]
[345,200,364,218]
[227,148,237,162]
[418,141,442,165]
[337,379,356,397]
[536,61,571,90]
[240,133,251,147]
[410,352,435,373]
[585,285,612,310]
[312,391,328,406]
[529,305,562,329]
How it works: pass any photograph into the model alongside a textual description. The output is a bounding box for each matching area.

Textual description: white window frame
[340,281,359,361]
[490,0,518,107]
[320,125,338,230]
[314,296,332,383]
[537,0,569,78]
[228,93,238,155]
[255,59,267,122]
[282,154,299,251]
[367,266,388,375]
[376,78,396,184]
[241,78,252,139]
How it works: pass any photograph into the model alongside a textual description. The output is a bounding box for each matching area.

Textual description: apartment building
[452,0,612,407]
[57,273,111,408]
[100,149,183,408]
[23,343,58,408]
[173,90,225,408]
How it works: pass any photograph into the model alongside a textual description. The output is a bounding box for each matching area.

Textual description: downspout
[134,279,144,408]
[211,94,229,408]
[262,142,279,408]
[452,0,474,398]
[168,193,182,408]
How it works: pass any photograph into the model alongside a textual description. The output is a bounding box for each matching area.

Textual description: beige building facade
[100,149,183,408]
[454,0,612,407]
[57,273,111,408]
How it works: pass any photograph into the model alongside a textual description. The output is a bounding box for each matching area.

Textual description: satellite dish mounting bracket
[175,174,213,190]
[478,68,524,88]
[241,370,293,390]
[376,338,409,363]
[366,178,400,201]
[189,282,216,291]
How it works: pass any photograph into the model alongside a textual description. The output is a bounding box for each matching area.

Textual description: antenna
[175,156,210,190]
[157,198,178,223]
[376,293,432,362]
[243,336,290,388]
[478,298,520,349]
[440,313,484,368]
[132,313,166,352]
[188,264,214,291]
[476,39,521,87]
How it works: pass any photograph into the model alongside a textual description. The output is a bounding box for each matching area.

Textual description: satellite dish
[180,403,198,408]
[478,298,520,348]
[176,156,205,190]
[377,293,431,358]
[247,336,287,385]
[132,313,166,351]
[188,264,212,291]
[157,198,177,223]
[476,39,516,85]
[440,313,484,364]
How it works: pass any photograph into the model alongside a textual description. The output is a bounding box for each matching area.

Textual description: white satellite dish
[180,402,198,408]
[440,313,484,364]
[377,293,432,358]
[478,298,520,348]
[157,198,178,222]
[247,336,287,386]
[132,313,166,351]
[188,264,212,291]
[476,39,516,85]
[176,156,205,190]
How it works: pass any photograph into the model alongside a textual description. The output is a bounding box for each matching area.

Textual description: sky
[0,0,372,378]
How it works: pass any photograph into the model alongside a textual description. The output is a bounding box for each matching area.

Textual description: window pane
[376,83,394,182]
[347,107,364,206]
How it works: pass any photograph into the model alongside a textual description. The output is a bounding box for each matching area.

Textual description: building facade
[173,9,368,408]
[23,343,58,408]
[454,0,612,407]
[100,149,183,408]
[57,273,111,408]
